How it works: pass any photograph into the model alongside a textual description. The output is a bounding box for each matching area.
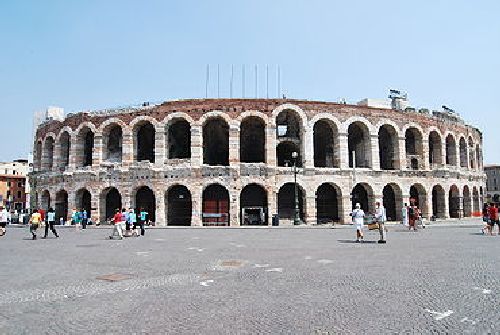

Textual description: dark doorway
[314,120,337,168]
[167,185,192,226]
[449,186,460,218]
[348,122,370,168]
[44,137,55,170]
[463,186,471,217]
[135,186,156,222]
[459,137,467,168]
[432,185,445,218]
[278,183,304,221]
[445,135,457,166]
[379,125,398,170]
[83,130,94,167]
[203,118,229,166]
[351,183,370,212]
[429,131,442,166]
[168,119,191,159]
[277,141,301,167]
[316,183,340,224]
[383,185,396,221]
[104,188,122,221]
[202,184,230,226]
[105,125,123,163]
[76,189,92,218]
[55,190,68,222]
[240,184,268,225]
[59,132,70,170]
[240,117,265,163]
[136,122,155,163]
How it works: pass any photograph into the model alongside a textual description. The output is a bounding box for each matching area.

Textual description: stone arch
[463,185,471,217]
[382,183,403,221]
[166,184,192,226]
[405,126,423,170]
[203,117,229,166]
[100,187,122,222]
[75,125,95,167]
[432,185,446,218]
[240,183,268,225]
[55,189,69,222]
[351,182,375,213]
[75,188,92,218]
[410,183,428,218]
[202,183,230,226]
[271,104,308,128]
[40,190,51,211]
[58,130,71,170]
[428,130,443,167]
[240,116,266,163]
[42,134,56,171]
[449,185,460,218]
[472,186,480,215]
[378,124,400,170]
[102,122,123,163]
[459,137,467,168]
[276,108,304,167]
[445,133,457,166]
[132,120,156,163]
[316,183,342,224]
[313,118,339,168]
[278,182,306,223]
[166,117,191,159]
[35,140,43,170]
[133,186,156,222]
[348,121,371,168]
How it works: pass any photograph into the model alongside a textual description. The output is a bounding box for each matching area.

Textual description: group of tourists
[109,208,149,240]
[482,203,500,235]
[26,208,59,240]
[70,209,90,229]
[351,202,387,244]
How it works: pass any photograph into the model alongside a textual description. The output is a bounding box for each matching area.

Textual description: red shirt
[488,207,498,221]
[113,213,123,224]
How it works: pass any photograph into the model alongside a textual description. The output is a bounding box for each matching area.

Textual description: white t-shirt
[47,212,56,222]
[352,209,365,226]
[375,207,386,223]
[0,209,8,222]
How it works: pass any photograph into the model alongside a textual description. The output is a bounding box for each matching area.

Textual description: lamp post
[292,151,300,225]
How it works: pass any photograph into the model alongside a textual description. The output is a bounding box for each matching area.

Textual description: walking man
[0,206,8,236]
[29,209,42,240]
[109,209,124,240]
[129,208,138,237]
[139,208,148,236]
[81,209,88,229]
[401,203,408,226]
[374,201,387,244]
[351,203,365,243]
[43,207,59,238]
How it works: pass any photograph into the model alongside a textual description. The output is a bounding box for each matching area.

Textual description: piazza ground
[0,220,498,334]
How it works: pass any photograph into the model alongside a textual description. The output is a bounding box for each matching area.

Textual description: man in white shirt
[374,202,387,244]
[0,206,7,236]
[351,203,365,242]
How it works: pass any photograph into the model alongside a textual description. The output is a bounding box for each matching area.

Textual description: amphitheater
[31,98,486,226]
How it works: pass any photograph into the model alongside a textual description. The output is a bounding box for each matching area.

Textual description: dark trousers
[44,221,58,237]
[82,218,88,229]
[30,223,39,237]
[133,222,145,236]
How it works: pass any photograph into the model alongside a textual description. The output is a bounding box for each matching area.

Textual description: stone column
[426,193,433,220]
[422,139,430,171]
[191,124,203,167]
[267,185,277,226]
[440,139,447,169]
[229,122,239,167]
[398,137,406,171]
[341,194,353,224]
[443,194,450,219]
[122,131,134,166]
[370,134,380,170]
[305,191,316,225]
[68,138,78,170]
[304,125,314,168]
[338,132,349,170]
[230,186,240,226]
[91,188,100,223]
[93,134,103,167]
[154,125,165,167]
[155,189,166,226]
[53,142,61,172]
[67,192,76,222]
[191,188,202,226]
[266,125,277,167]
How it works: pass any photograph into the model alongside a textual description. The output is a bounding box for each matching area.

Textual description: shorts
[488,220,497,226]
[0,222,6,228]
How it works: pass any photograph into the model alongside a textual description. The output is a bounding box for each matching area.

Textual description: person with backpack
[351,203,365,243]
[374,202,387,244]
[43,207,59,238]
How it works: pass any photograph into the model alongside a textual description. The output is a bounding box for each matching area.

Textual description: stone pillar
[155,189,166,226]
[91,189,100,223]
[154,125,165,167]
[93,134,103,167]
[426,193,433,220]
[267,186,277,226]
[68,138,78,170]
[191,188,202,226]
[398,137,406,171]
[338,132,349,170]
[305,191,316,225]
[122,131,133,166]
[443,193,450,219]
[230,187,240,226]
[440,139,447,169]
[191,125,203,167]
[53,142,61,172]
[341,194,353,224]
[229,123,239,167]
[266,125,277,167]
[422,139,430,170]
[370,134,380,170]
[67,192,76,222]
[304,125,314,168]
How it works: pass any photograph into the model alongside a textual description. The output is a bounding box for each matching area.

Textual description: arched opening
[468,137,475,169]
[240,117,265,163]
[410,183,428,218]
[348,122,371,168]
[449,185,460,218]
[383,184,402,221]
[473,187,480,215]
[167,185,192,226]
[351,183,374,213]
[104,124,123,163]
[316,183,341,224]
[429,131,442,167]
[278,183,305,222]
[35,141,42,170]
[203,118,229,166]
[405,127,423,170]
[134,122,155,163]
[432,185,446,218]
[459,137,467,168]
[276,109,303,167]
[135,186,156,222]
[43,137,55,170]
[101,187,122,222]
[476,144,481,169]
[314,120,338,168]
[277,141,302,167]
[379,125,399,170]
[76,188,92,218]
[445,134,457,166]
[167,119,191,159]
[240,183,268,225]
[202,184,230,226]
[463,186,471,217]
[40,190,50,211]
[59,131,70,170]
[55,190,68,223]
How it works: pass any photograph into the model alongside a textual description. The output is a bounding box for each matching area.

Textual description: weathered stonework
[30,99,486,226]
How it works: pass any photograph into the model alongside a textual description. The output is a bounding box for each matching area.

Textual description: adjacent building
[0,159,29,211]
[484,165,500,203]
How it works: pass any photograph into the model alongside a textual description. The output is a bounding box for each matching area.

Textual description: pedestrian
[129,208,139,237]
[43,207,59,238]
[109,209,124,240]
[71,208,77,225]
[0,206,8,236]
[123,208,131,237]
[408,201,418,231]
[351,203,365,243]
[74,209,82,230]
[139,208,148,236]
[401,203,408,226]
[29,209,42,240]
[374,202,387,244]
[487,203,497,236]
[81,209,88,229]
[482,203,490,234]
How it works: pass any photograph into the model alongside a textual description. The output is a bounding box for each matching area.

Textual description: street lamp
[291,151,301,225]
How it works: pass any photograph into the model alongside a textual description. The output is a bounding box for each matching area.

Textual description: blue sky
[0,0,499,163]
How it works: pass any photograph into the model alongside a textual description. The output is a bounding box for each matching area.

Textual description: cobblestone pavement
[0,221,498,334]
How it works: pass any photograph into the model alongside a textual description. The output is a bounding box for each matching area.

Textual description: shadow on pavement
[337,239,377,244]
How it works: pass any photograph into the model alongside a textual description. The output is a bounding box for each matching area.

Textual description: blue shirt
[129,212,137,223]
[140,211,148,221]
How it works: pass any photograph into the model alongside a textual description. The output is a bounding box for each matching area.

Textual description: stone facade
[30,99,486,225]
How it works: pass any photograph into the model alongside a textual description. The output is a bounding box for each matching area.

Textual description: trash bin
[272,214,279,226]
